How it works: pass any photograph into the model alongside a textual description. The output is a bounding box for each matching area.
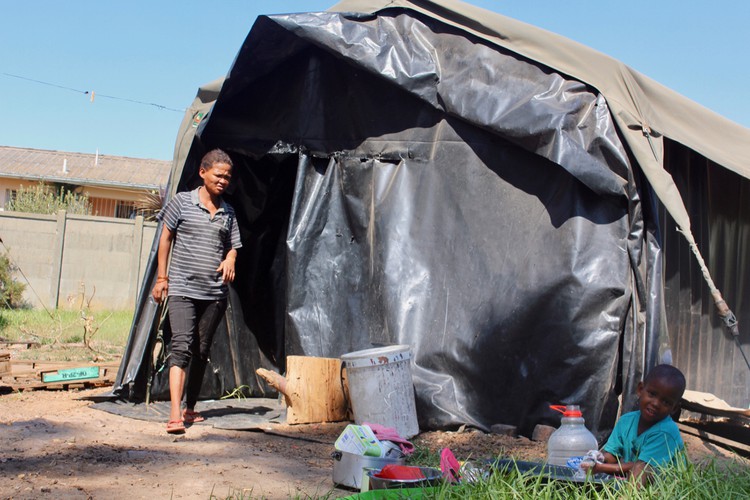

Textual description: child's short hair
[200,149,233,170]
[644,364,686,396]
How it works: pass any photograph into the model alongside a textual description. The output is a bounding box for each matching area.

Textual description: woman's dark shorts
[167,296,227,369]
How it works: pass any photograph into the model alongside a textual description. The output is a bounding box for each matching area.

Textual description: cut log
[256,368,290,406]
[256,355,348,425]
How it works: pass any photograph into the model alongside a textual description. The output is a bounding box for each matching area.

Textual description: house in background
[0,146,171,218]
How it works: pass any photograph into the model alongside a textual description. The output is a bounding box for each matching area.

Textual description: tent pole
[639,124,744,368]
[677,229,748,372]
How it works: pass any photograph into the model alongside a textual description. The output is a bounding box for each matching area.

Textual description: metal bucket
[331,450,405,489]
[366,466,443,490]
[341,345,419,438]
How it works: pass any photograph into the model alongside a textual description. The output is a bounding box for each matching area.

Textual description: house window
[69,197,139,219]
[4,189,17,210]
[91,198,131,218]
[90,197,116,217]
[115,200,137,219]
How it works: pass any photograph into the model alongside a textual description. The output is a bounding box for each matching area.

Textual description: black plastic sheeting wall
[113,9,669,437]
[662,139,750,408]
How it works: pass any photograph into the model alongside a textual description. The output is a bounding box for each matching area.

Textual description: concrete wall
[0,210,157,310]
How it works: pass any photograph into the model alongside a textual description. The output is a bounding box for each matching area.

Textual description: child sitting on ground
[581,364,686,484]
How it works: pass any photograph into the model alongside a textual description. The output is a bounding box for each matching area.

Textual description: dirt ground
[0,387,746,500]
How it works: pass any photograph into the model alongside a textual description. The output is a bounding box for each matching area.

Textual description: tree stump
[257,355,348,424]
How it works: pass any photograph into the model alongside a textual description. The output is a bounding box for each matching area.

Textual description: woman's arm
[152,226,174,303]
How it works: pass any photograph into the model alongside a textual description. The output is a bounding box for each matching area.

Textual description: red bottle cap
[550,405,582,417]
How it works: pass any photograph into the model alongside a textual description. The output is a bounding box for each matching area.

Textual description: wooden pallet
[0,351,9,377]
[678,422,750,456]
[0,359,120,391]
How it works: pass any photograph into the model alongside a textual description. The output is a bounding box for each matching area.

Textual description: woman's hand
[217,256,236,283]
[217,249,238,283]
[152,280,168,303]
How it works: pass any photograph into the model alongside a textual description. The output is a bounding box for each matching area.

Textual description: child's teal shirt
[602,410,683,466]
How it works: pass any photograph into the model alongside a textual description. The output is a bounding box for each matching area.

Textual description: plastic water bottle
[546,405,598,468]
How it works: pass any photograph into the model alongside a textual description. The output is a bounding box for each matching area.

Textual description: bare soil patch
[0,387,746,499]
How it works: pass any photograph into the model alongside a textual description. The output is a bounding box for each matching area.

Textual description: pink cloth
[363,422,415,455]
[439,448,461,483]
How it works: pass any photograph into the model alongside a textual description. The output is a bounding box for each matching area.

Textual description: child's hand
[579,460,596,473]
[579,450,604,474]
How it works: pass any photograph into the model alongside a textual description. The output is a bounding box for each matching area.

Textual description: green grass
[0,308,133,361]
[429,458,750,499]
[212,454,750,499]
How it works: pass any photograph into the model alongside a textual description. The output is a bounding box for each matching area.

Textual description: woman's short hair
[200,149,233,170]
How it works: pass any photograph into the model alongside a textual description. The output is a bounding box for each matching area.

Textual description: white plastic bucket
[341,345,419,438]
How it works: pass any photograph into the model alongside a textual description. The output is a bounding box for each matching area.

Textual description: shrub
[6,182,91,215]
[0,252,26,309]
[134,188,165,221]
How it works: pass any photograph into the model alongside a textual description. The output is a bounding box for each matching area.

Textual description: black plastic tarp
[113,9,674,437]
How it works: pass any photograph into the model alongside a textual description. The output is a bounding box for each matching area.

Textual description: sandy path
[1,387,746,499]
[0,387,348,499]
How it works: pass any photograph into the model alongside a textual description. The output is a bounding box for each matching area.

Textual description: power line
[1,72,185,113]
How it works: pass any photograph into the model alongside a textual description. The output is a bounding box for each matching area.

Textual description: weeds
[221,385,252,400]
[0,307,132,361]
[406,447,441,469]
[75,283,115,356]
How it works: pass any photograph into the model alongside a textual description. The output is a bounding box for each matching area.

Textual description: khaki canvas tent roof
[114,0,750,434]
[328,0,750,317]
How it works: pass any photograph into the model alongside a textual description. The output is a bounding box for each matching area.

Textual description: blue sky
[2,1,748,160]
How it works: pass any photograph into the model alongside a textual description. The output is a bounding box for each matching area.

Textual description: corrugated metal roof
[0,146,171,190]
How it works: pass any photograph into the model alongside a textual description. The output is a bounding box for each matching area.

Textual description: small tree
[0,252,26,309]
[6,182,91,215]
[134,188,166,221]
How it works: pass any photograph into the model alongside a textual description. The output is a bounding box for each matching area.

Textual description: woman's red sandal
[166,419,186,434]
[182,409,205,424]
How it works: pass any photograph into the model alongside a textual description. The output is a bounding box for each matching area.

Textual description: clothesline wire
[1,72,184,113]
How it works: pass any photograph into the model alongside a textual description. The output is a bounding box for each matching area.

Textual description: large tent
[113,0,750,436]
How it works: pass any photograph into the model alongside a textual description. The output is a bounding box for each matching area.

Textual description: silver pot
[366,466,443,490]
[331,450,405,489]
